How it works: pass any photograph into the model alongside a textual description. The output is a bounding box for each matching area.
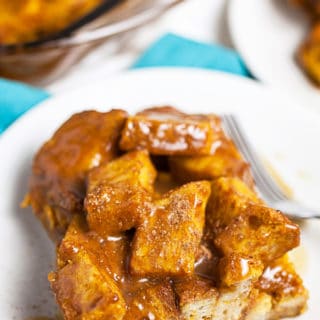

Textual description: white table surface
[48,0,230,93]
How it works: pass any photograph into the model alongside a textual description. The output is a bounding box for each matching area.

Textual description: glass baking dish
[0,0,182,86]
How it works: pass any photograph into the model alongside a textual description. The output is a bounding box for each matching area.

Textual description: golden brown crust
[219,254,264,287]
[206,177,262,235]
[206,177,300,288]
[119,106,224,156]
[85,150,156,237]
[27,109,127,241]
[124,282,180,320]
[214,204,300,263]
[50,217,127,320]
[130,181,211,276]
[169,138,254,188]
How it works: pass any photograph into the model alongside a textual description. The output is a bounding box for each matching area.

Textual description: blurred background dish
[0,0,182,85]
[0,0,119,45]
[228,0,320,111]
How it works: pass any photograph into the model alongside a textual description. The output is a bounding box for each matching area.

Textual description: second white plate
[228,0,320,110]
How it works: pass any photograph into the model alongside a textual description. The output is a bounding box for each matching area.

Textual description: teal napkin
[0,33,250,134]
[133,33,250,77]
[0,79,49,134]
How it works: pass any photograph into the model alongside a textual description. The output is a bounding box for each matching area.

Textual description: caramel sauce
[256,256,304,297]
[262,159,293,198]
[76,229,220,317]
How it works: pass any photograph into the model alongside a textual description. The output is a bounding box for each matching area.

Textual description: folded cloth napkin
[0,33,250,134]
[0,79,49,134]
[132,33,250,77]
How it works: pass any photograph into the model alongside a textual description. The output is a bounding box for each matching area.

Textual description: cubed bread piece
[176,278,260,320]
[257,255,308,319]
[175,277,218,320]
[120,106,223,156]
[206,177,262,235]
[212,280,255,319]
[244,292,272,320]
[298,22,320,86]
[124,282,179,320]
[87,150,156,193]
[49,260,126,320]
[169,138,254,188]
[206,177,300,287]
[49,217,126,320]
[214,204,300,263]
[56,216,128,286]
[219,253,264,287]
[130,181,211,276]
[26,109,128,241]
[85,150,156,237]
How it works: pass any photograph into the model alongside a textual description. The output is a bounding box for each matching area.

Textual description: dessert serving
[291,0,320,85]
[0,0,118,45]
[24,106,308,319]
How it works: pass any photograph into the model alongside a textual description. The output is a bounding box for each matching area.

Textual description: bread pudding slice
[24,107,307,319]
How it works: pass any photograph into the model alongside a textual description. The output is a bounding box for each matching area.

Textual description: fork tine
[229,115,290,201]
[222,114,288,202]
[227,115,286,201]
[222,115,280,201]
[225,114,286,201]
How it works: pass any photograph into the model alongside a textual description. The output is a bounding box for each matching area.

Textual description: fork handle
[272,200,320,220]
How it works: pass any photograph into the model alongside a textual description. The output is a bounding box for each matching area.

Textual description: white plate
[228,0,320,111]
[0,68,319,319]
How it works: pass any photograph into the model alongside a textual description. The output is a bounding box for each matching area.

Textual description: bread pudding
[290,0,320,85]
[0,0,113,45]
[24,106,308,319]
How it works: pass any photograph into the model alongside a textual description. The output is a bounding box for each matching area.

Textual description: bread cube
[49,217,126,320]
[130,181,211,276]
[27,109,128,241]
[257,255,308,319]
[85,150,156,236]
[175,277,218,320]
[206,177,262,235]
[214,204,300,263]
[120,106,223,156]
[169,138,254,188]
[219,253,264,287]
[206,177,300,287]
[124,282,179,320]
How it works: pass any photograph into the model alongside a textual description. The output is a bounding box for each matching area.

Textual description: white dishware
[228,0,320,111]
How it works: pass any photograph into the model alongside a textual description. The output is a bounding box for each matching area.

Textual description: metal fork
[222,114,320,220]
